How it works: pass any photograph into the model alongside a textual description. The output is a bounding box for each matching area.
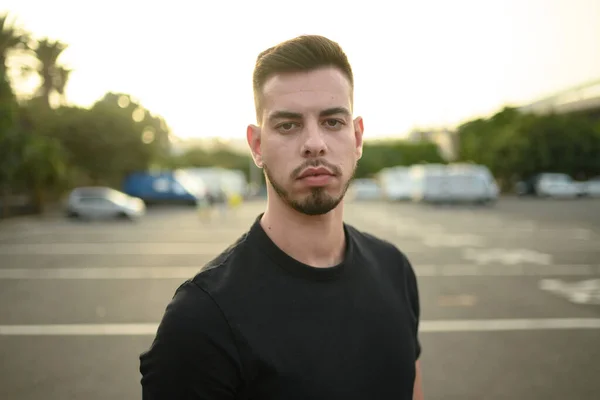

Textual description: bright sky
[2,0,599,140]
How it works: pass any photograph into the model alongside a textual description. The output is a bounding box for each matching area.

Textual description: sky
[2,0,600,140]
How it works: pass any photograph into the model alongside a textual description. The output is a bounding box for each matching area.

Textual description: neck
[260,192,346,268]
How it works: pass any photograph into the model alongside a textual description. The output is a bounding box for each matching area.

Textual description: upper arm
[140,281,243,399]
[402,253,421,360]
[413,360,424,400]
[402,254,424,398]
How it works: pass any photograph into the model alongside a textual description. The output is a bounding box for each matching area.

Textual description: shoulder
[142,280,230,353]
[140,280,244,397]
[190,230,255,290]
[345,223,411,266]
[149,230,255,347]
[345,223,419,299]
[151,280,233,344]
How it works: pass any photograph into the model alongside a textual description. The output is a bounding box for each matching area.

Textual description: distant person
[228,191,243,212]
[197,191,214,222]
[140,35,423,400]
[213,187,229,219]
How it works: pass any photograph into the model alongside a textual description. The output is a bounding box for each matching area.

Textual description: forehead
[261,67,352,117]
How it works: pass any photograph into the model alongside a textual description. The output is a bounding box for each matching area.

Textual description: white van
[377,167,413,201]
[447,163,499,202]
[409,164,449,203]
[410,163,498,204]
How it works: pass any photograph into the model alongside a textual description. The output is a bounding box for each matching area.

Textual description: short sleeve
[140,281,243,399]
[402,254,422,360]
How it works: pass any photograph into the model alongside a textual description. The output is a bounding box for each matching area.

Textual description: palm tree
[0,13,29,72]
[34,38,69,108]
[54,65,71,104]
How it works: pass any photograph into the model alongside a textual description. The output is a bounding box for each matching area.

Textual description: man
[140,34,424,400]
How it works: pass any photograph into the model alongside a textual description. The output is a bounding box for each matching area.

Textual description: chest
[231,272,417,399]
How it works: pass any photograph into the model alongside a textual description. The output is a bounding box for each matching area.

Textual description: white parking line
[415,264,600,277]
[1,318,599,335]
[0,267,201,279]
[1,227,249,236]
[0,264,598,279]
[0,323,158,335]
[420,318,600,332]
[0,243,233,255]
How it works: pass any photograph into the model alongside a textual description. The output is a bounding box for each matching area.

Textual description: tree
[90,93,172,175]
[0,13,29,217]
[21,92,174,188]
[0,13,30,75]
[456,105,600,191]
[16,133,67,212]
[33,38,69,108]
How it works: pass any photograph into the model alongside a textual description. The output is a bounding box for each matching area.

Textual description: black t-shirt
[140,215,421,399]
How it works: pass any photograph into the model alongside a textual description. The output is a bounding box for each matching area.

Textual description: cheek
[262,142,294,175]
[337,137,360,164]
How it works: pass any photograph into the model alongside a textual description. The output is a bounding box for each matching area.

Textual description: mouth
[297,167,335,180]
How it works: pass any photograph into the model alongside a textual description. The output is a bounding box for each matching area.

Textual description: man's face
[247,67,364,216]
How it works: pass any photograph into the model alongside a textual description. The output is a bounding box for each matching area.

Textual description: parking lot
[1,197,599,400]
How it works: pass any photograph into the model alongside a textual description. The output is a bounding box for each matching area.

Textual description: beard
[263,159,356,216]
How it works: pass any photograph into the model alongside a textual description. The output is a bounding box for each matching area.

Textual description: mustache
[291,159,342,179]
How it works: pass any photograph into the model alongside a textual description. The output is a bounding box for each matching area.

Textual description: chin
[288,187,345,216]
[266,170,350,215]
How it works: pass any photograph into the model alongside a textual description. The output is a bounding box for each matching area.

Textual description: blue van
[122,170,206,205]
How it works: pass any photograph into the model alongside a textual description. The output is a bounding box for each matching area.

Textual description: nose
[300,121,327,158]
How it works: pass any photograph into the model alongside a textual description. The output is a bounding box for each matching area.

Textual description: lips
[297,167,334,179]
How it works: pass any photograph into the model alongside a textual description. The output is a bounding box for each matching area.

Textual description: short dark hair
[252,35,354,124]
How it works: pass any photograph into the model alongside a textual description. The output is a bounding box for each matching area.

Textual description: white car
[582,177,600,197]
[535,173,581,198]
[66,187,146,221]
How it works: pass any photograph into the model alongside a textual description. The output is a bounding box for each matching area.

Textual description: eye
[323,119,345,130]
[276,122,300,133]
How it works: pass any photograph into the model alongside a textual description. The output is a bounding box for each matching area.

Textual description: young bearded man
[140,34,424,400]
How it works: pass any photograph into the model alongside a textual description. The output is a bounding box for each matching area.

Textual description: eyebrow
[267,107,351,123]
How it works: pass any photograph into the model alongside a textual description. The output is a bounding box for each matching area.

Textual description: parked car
[65,187,146,221]
[582,176,600,197]
[537,173,584,198]
[515,173,584,198]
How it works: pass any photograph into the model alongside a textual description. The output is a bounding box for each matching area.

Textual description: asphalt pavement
[0,197,599,400]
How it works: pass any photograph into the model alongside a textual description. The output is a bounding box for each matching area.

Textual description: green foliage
[20,93,171,187]
[456,107,600,188]
[17,133,67,189]
[0,64,20,187]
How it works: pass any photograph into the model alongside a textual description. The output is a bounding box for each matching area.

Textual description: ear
[353,116,364,160]
[246,124,263,168]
